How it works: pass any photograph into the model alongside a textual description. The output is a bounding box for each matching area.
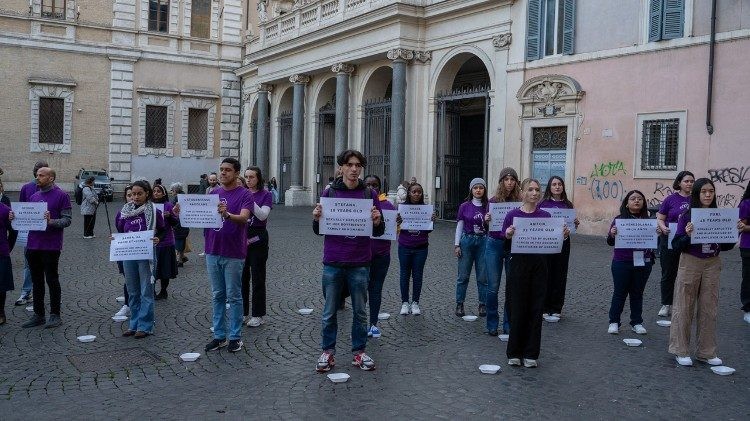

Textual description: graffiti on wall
[589,160,626,201]
[708,165,748,208]
[647,182,674,208]
[589,161,627,178]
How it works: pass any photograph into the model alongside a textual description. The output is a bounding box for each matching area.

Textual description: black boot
[478,304,487,317]
[455,303,465,317]
[155,290,168,300]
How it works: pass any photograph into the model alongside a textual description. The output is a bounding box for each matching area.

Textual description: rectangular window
[187,108,208,150]
[641,118,679,170]
[148,0,170,33]
[39,97,65,144]
[145,105,167,148]
[649,0,685,41]
[191,0,211,39]
[41,0,66,19]
[526,0,575,60]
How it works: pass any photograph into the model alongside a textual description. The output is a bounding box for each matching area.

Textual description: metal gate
[277,111,292,203]
[316,103,336,197]
[362,98,391,192]
[531,126,567,190]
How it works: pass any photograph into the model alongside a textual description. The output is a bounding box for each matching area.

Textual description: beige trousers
[668,253,721,358]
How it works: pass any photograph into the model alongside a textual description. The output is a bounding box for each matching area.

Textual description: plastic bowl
[26,306,34,312]
[656,320,671,327]
[498,334,509,342]
[710,366,735,376]
[377,312,390,321]
[112,315,128,322]
[462,315,478,322]
[298,308,314,315]
[115,296,125,303]
[478,364,501,374]
[77,335,96,343]
[180,353,201,362]
[623,338,642,347]
[327,373,350,383]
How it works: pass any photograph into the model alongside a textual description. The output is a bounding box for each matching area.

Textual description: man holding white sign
[312,150,383,373]
[10,202,47,232]
[175,194,222,228]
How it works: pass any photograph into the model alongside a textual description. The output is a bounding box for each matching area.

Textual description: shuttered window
[526,0,575,61]
[191,0,211,39]
[649,0,684,41]
[148,0,170,33]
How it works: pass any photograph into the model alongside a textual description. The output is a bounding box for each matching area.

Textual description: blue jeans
[22,248,32,296]
[122,259,155,333]
[368,254,390,326]
[456,234,487,304]
[321,265,369,353]
[206,254,244,341]
[485,237,510,333]
[609,260,653,326]
[399,245,428,303]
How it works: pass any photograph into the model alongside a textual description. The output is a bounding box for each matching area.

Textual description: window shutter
[526,0,543,61]
[662,0,684,39]
[562,0,576,55]
[648,0,663,42]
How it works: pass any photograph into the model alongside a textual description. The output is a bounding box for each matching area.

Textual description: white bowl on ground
[26,306,34,312]
[112,315,128,322]
[116,296,125,303]
[656,320,671,327]
[377,313,390,321]
[710,366,735,376]
[623,338,642,347]
[298,308,314,315]
[77,335,96,343]
[498,334,509,342]
[327,373,350,383]
[462,315,478,322]
[180,353,201,362]
[479,364,501,374]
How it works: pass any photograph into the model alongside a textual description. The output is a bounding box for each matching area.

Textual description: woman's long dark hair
[689,178,717,209]
[131,180,153,201]
[741,181,750,202]
[672,170,695,190]
[542,175,573,207]
[152,184,169,203]
[405,183,425,205]
[245,166,265,191]
[618,190,649,218]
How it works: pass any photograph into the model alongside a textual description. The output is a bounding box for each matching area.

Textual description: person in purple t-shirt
[365,174,395,337]
[14,160,47,306]
[454,178,489,318]
[152,184,178,301]
[312,150,384,373]
[739,183,750,324]
[13,167,72,329]
[655,170,694,318]
[669,178,738,367]
[241,166,273,328]
[396,182,434,318]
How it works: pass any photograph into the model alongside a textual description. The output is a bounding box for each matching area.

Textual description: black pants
[741,248,750,312]
[242,229,269,317]
[83,214,96,237]
[544,238,571,314]
[507,254,548,360]
[0,291,5,312]
[659,234,680,305]
[26,250,62,317]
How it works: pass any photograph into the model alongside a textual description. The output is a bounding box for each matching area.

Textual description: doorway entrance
[277,111,292,203]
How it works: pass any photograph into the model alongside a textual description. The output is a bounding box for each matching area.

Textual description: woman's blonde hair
[519,178,541,201]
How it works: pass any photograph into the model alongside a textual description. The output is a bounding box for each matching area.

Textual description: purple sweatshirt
[740,199,750,249]
[371,196,395,257]
[154,201,175,248]
[248,189,273,228]
[457,201,487,235]
[204,186,253,260]
[26,186,71,251]
[606,215,656,262]
[19,181,39,202]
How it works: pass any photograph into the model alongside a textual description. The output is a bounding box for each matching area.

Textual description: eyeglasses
[343,163,363,169]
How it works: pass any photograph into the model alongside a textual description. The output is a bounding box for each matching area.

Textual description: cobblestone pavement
[0,202,748,419]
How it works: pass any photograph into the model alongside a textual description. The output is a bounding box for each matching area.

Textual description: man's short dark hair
[336,149,367,167]
[221,158,241,172]
[33,160,49,177]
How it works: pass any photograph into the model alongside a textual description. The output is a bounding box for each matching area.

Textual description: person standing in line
[669,178,737,366]
[605,190,654,336]
[14,160,47,306]
[114,180,163,338]
[241,166,272,328]
[268,177,280,204]
[483,167,520,336]
[199,174,209,195]
[113,185,134,319]
[81,177,99,239]
[176,158,253,353]
[655,171,694,318]
[0,195,17,325]
[312,150,384,373]
[16,167,71,329]
[539,176,579,323]
[170,183,190,267]
[454,178,489,318]
[205,172,219,194]
[364,174,393,338]
[152,184,178,300]
[397,182,433,317]
[739,183,750,324]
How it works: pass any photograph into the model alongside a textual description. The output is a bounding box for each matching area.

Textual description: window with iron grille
[145,105,168,148]
[148,0,170,32]
[41,0,66,19]
[39,97,64,144]
[641,118,679,171]
[191,0,211,39]
[187,108,208,150]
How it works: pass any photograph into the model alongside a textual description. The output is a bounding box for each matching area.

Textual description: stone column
[220,70,242,158]
[387,48,413,197]
[255,84,272,171]
[108,57,136,184]
[332,63,355,157]
[285,74,312,206]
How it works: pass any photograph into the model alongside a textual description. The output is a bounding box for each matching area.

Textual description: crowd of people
[0,153,748,373]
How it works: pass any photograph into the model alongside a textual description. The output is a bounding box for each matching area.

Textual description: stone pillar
[387,48,413,197]
[220,70,242,158]
[256,84,272,171]
[285,74,312,206]
[108,57,136,184]
[332,63,355,157]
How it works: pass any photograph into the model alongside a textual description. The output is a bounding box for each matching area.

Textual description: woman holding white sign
[152,184,178,301]
[396,182,433,317]
[454,178,489,318]
[669,178,736,367]
[605,190,654,336]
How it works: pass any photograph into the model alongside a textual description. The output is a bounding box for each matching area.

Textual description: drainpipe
[706,0,717,135]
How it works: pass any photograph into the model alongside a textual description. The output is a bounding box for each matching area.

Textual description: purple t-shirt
[607,217,656,262]
[740,198,750,249]
[248,189,273,228]
[156,202,175,248]
[0,203,11,257]
[320,186,383,266]
[457,201,487,235]
[371,198,395,256]
[675,210,721,258]
[204,186,253,260]
[19,181,39,202]
[658,193,690,224]
[26,186,71,251]
[500,207,551,238]
[398,227,430,248]
[116,207,165,234]
[539,198,572,209]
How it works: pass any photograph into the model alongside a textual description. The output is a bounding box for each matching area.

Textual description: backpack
[74,185,83,205]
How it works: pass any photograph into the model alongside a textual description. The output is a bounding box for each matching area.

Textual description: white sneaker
[675,356,693,366]
[114,305,130,317]
[400,302,410,315]
[658,305,671,317]
[697,356,722,366]
[246,317,263,327]
[410,302,421,315]
[743,312,750,324]
[551,313,561,319]
[631,324,647,335]
[608,323,619,334]
[543,314,560,323]
[199,252,205,257]
[523,359,538,368]
[508,358,521,366]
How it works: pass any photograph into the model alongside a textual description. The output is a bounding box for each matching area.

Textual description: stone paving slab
[0,203,748,419]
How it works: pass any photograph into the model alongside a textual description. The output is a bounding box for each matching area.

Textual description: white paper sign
[691,208,740,244]
[10,202,47,231]
[541,208,577,234]
[667,222,677,250]
[398,204,434,231]
[109,230,154,261]
[510,217,565,254]
[488,202,522,232]
[177,194,222,228]
[372,209,397,241]
[319,197,373,237]
[633,251,645,267]
[16,231,28,247]
[615,219,658,249]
